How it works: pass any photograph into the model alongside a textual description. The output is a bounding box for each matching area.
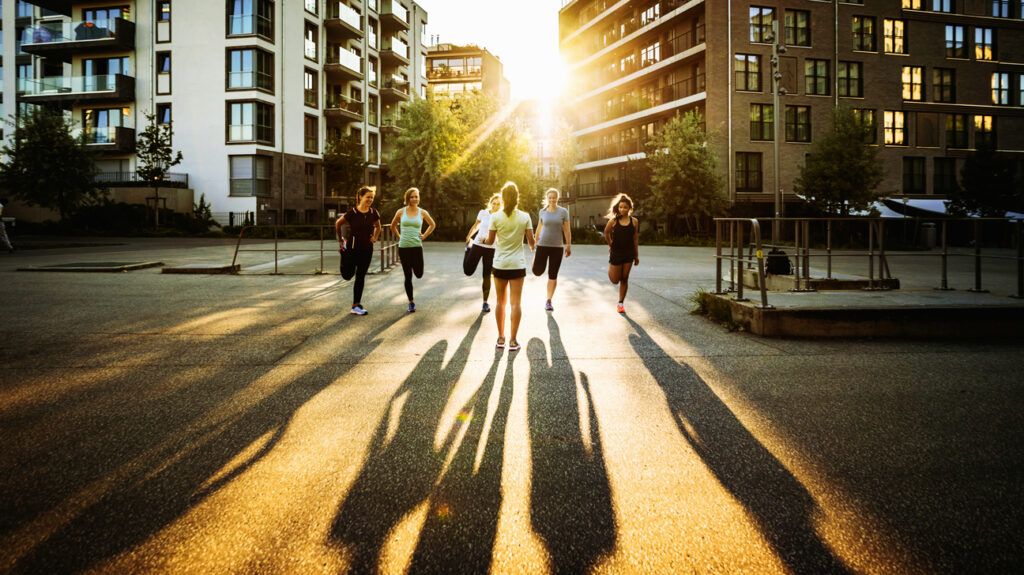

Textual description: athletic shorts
[609,250,636,266]
[492,268,526,280]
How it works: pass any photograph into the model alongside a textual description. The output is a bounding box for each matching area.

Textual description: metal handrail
[715,218,772,309]
[230,224,399,275]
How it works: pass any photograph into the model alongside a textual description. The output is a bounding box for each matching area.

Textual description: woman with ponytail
[483,182,536,351]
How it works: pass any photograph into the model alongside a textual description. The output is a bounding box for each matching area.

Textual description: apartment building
[4,0,428,225]
[425,42,510,102]
[559,0,1024,227]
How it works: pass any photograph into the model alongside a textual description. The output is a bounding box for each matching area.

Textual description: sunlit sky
[419,0,566,103]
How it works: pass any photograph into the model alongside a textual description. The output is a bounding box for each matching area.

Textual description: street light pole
[770,21,787,242]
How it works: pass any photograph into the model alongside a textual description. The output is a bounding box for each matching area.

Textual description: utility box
[921,222,937,249]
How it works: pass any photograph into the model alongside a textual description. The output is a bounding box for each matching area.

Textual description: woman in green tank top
[389,187,436,313]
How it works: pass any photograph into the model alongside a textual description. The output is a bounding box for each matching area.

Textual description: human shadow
[527,315,616,574]
[625,317,850,574]
[404,350,514,574]
[9,315,392,574]
[329,316,486,574]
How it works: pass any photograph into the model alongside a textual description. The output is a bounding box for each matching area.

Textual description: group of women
[335,183,640,350]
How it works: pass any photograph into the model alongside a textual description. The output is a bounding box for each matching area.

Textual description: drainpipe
[726,0,733,203]
[279,1,286,225]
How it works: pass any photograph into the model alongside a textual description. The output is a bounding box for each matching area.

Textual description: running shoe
[482,302,491,313]
[616,303,625,314]
[350,305,368,316]
[545,300,554,312]
[496,337,505,349]
[508,340,522,352]
[408,302,416,313]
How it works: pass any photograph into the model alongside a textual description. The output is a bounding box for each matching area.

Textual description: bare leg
[547,279,557,300]
[608,264,622,285]
[509,278,525,344]
[618,262,633,302]
[494,278,509,340]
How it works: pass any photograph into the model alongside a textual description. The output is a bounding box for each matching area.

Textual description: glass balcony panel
[333,47,362,72]
[19,74,123,95]
[22,19,124,45]
[331,2,361,30]
[386,36,407,57]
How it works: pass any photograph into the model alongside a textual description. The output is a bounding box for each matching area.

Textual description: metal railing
[714,219,772,308]
[231,224,399,275]
[714,217,1024,305]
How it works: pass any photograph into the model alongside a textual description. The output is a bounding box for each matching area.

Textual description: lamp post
[770,20,787,242]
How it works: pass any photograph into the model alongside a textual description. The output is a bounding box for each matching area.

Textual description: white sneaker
[350,305,368,316]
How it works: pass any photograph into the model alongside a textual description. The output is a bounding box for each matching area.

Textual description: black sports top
[344,207,380,250]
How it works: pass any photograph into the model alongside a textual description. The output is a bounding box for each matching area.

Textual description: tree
[621,156,652,209]
[947,141,1021,216]
[0,106,100,221]
[794,107,884,215]
[324,133,368,201]
[552,118,579,192]
[136,112,183,227]
[646,110,727,233]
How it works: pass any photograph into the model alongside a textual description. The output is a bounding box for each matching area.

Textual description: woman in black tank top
[602,194,640,314]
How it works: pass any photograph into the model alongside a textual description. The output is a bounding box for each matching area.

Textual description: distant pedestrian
[335,186,381,316]
[0,198,13,253]
[464,193,502,313]
[603,193,639,314]
[390,187,436,313]
[484,182,536,351]
[532,188,571,311]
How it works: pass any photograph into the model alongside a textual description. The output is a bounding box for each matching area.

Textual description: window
[227,48,273,91]
[931,0,952,12]
[902,66,924,101]
[902,0,923,8]
[749,7,774,43]
[1020,75,1024,107]
[945,25,966,58]
[304,163,319,199]
[946,114,968,148]
[156,103,172,125]
[227,101,274,144]
[83,6,130,23]
[305,0,317,15]
[852,16,875,51]
[750,104,773,141]
[229,155,272,197]
[992,72,1010,105]
[993,0,1009,16]
[785,106,811,142]
[640,3,660,26]
[883,19,906,54]
[805,59,829,95]
[227,0,274,40]
[927,69,954,104]
[369,94,378,126]
[884,111,906,145]
[304,68,317,107]
[82,107,129,144]
[902,157,925,194]
[735,54,760,91]
[641,41,660,68]
[156,52,171,94]
[304,115,318,153]
[853,109,877,144]
[157,1,171,21]
[785,10,810,47]
[975,115,995,148]
[838,61,863,97]
[934,158,958,194]
[975,28,994,60]
[736,152,763,193]
[304,21,318,60]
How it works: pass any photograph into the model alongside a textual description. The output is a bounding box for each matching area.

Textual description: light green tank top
[399,208,424,248]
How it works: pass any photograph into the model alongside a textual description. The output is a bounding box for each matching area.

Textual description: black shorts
[492,268,526,280]
[609,250,636,265]
[532,246,564,280]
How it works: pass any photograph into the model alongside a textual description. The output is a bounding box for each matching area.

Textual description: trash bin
[921,222,937,249]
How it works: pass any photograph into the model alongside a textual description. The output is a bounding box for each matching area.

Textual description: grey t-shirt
[537,206,569,247]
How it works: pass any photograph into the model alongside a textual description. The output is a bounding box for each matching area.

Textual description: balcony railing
[325,93,364,115]
[426,66,482,79]
[382,76,409,97]
[18,74,132,96]
[382,0,408,24]
[577,75,706,126]
[566,178,624,199]
[95,171,190,188]
[575,0,688,56]
[79,126,136,152]
[581,139,643,163]
[22,17,131,45]
[383,37,408,59]
[327,46,363,74]
[328,1,361,30]
[581,23,705,94]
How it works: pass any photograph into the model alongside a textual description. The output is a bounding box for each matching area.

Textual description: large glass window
[227,48,273,92]
[785,105,811,142]
[84,6,130,24]
[838,61,863,97]
[304,68,317,107]
[304,20,318,61]
[750,104,773,141]
[229,155,272,196]
[974,115,995,148]
[784,10,810,47]
[227,101,274,144]
[992,72,1010,105]
[736,152,763,193]
[304,115,318,153]
[227,0,274,40]
[749,7,774,43]
[805,59,829,95]
[945,25,966,58]
[735,54,760,92]
[946,114,968,148]
[853,109,877,144]
[902,0,923,8]
[931,0,952,12]
[993,0,1010,16]
[933,68,955,103]
[884,111,906,145]
[902,66,924,101]
[975,28,995,60]
[305,0,317,15]
[853,16,875,51]
[902,157,925,194]
[883,19,906,54]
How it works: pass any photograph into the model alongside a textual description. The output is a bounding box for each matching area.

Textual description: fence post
[866,219,875,290]
[792,219,801,291]
[273,225,279,275]
[728,221,736,292]
[877,219,890,289]
[735,222,747,302]
[826,219,833,279]
[1015,219,1024,299]
[937,220,952,291]
[318,225,325,274]
[715,220,723,294]
[968,219,988,293]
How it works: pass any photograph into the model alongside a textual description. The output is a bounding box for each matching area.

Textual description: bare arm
[465,220,481,243]
[603,219,615,247]
[371,218,382,243]
[562,219,572,257]
[421,210,437,240]
[633,217,640,265]
[484,229,497,246]
[526,228,536,251]
[389,209,402,239]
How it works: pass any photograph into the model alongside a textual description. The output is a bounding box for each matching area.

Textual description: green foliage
[136,112,183,186]
[948,142,1022,216]
[794,107,884,215]
[193,193,220,230]
[552,118,579,191]
[646,111,727,227]
[0,106,101,221]
[324,133,368,199]
[622,156,652,209]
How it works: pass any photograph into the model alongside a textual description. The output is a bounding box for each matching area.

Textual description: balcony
[426,66,482,80]
[380,0,410,32]
[324,94,364,123]
[380,76,410,101]
[18,74,136,104]
[325,2,363,41]
[325,47,364,81]
[565,178,624,199]
[81,126,136,154]
[96,171,189,188]
[26,1,73,16]
[22,18,136,62]
[577,75,705,127]
[380,37,409,66]
[381,115,402,136]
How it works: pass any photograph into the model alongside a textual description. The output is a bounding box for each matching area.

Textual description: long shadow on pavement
[527,315,617,574]
[329,316,487,574]
[625,317,851,575]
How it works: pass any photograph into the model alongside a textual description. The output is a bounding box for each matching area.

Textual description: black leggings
[464,244,494,300]
[342,248,373,306]
[532,246,564,280]
[399,246,424,302]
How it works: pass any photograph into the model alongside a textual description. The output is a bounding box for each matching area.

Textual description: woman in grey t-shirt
[532,188,572,311]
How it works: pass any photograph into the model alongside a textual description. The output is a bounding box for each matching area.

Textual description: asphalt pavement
[0,238,1021,574]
